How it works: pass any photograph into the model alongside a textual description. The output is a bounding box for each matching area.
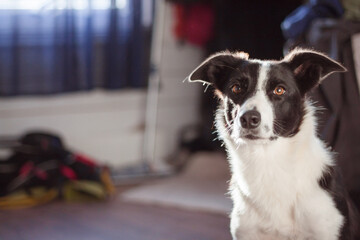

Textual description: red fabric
[19,161,49,180]
[173,3,214,47]
[74,154,97,168]
[60,165,77,180]
[174,4,186,40]
[19,161,34,178]
[34,168,48,180]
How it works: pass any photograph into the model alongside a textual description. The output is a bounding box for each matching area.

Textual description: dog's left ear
[283,48,346,96]
[187,51,249,91]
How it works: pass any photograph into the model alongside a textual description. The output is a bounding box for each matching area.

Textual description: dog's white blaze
[258,62,270,88]
[234,63,274,140]
[256,63,274,135]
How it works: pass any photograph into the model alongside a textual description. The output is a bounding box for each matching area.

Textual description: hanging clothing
[299,19,360,192]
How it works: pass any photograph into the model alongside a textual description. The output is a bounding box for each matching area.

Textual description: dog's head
[188,49,346,143]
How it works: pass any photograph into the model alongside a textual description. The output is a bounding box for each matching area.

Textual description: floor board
[0,199,231,240]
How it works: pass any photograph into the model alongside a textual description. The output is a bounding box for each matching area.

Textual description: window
[0,0,130,10]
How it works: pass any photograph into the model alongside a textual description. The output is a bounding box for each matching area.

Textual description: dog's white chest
[226,135,344,240]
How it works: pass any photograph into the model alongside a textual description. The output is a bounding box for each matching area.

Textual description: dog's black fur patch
[320,166,360,240]
[265,64,304,137]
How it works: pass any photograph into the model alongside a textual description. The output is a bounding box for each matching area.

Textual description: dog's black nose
[240,110,261,129]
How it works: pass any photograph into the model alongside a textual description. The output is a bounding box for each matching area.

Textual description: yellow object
[0,169,115,208]
[0,187,58,209]
[62,169,116,202]
[100,168,116,196]
[63,180,107,201]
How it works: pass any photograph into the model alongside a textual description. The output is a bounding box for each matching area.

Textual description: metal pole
[142,0,166,169]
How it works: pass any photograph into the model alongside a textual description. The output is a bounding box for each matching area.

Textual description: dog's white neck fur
[217,101,344,240]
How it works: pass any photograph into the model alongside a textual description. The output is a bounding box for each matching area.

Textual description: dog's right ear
[187,51,248,90]
[282,48,346,96]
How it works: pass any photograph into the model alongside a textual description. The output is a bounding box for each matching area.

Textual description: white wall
[153,1,203,166]
[0,1,203,168]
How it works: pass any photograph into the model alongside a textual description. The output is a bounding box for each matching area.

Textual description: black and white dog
[187,49,360,240]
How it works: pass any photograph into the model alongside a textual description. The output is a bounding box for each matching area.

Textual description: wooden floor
[0,198,231,240]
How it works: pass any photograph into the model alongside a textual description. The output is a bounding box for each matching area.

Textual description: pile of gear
[0,132,115,209]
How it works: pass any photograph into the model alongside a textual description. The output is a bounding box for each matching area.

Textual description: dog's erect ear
[187,51,248,90]
[283,48,346,95]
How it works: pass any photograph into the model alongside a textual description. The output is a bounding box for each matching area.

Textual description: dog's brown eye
[273,86,286,96]
[232,84,242,94]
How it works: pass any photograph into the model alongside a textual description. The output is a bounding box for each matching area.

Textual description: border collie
[187,48,360,240]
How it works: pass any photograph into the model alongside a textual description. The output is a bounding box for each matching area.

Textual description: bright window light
[116,0,127,9]
[0,0,112,10]
[0,0,48,10]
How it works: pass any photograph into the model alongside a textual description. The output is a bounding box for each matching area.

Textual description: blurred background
[0,0,359,239]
